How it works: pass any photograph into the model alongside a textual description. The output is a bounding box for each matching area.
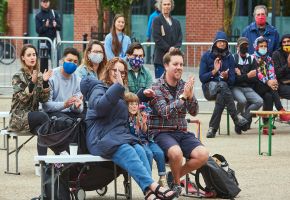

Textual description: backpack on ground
[195,154,241,199]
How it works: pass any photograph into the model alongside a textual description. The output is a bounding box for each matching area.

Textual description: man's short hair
[163,48,184,65]
[126,42,145,57]
[63,47,80,62]
[253,5,267,17]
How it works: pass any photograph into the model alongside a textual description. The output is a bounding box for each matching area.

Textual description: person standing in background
[242,5,279,56]
[146,1,161,42]
[152,0,182,78]
[104,14,131,60]
[35,0,61,56]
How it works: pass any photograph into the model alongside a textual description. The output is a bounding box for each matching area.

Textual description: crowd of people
[7,0,290,199]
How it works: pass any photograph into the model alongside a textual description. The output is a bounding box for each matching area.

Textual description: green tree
[0,0,8,34]
[102,0,139,36]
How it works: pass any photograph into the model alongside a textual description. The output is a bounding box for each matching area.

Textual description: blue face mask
[128,57,144,70]
[258,48,267,56]
[63,62,77,74]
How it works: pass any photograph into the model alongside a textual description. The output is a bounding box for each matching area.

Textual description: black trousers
[203,81,238,130]
[254,82,283,111]
[278,83,290,99]
[28,111,50,155]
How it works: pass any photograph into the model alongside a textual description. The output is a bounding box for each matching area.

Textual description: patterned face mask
[128,57,144,70]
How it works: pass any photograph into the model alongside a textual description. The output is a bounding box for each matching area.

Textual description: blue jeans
[154,64,165,78]
[112,144,154,192]
[144,142,166,176]
[133,144,151,175]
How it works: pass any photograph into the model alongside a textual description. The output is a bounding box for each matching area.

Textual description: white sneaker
[35,164,41,177]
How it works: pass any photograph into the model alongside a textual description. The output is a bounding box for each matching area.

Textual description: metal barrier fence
[0,36,54,87]
[141,42,238,67]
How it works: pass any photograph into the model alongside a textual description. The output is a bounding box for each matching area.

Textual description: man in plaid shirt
[148,48,209,196]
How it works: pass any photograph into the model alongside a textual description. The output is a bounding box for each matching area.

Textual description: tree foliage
[102,0,139,35]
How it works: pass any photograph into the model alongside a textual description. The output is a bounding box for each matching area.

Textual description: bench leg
[5,135,10,174]
[5,135,21,175]
[268,116,273,156]
[258,117,262,155]
[15,135,20,174]
[227,110,230,135]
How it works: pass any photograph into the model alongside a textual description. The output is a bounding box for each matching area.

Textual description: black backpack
[195,154,241,199]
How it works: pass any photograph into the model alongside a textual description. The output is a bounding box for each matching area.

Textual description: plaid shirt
[148,76,199,133]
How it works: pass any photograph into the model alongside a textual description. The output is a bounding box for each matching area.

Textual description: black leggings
[28,111,50,155]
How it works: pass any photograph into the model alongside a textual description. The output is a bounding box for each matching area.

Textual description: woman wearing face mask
[253,37,290,133]
[80,57,176,200]
[9,44,53,162]
[104,14,131,60]
[76,40,107,80]
[126,42,153,94]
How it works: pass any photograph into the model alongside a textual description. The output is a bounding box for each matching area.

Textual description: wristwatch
[179,94,187,101]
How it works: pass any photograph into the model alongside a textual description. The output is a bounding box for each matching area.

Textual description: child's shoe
[158,177,167,187]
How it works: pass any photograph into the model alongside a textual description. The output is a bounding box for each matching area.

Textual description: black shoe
[171,184,182,198]
[206,127,216,138]
[235,125,242,134]
[235,114,248,127]
[166,171,174,188]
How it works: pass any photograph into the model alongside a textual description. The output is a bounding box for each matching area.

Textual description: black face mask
[239,46,248,54]
[212,46,228,58]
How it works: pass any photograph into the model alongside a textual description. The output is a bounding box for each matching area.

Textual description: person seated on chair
[80,57,177,200]
[148,48,209,197]
[272,34,290,100]
[199,31,248,138]
[9,44,53,157]
[232,37,263,134]
[252,36,290,134]
[126,42,153,94]
[43,47,84,119]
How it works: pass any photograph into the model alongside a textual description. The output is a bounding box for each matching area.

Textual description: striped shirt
[148,76,199,133]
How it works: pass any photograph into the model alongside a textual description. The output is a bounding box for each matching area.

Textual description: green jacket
[127,65,153,94]
[9,69,50,132]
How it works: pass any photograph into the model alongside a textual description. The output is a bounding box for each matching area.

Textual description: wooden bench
[0,129,35,175]
[250,110,290,156]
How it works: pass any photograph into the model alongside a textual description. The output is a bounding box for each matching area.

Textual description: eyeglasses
[91,50,103,54]
[128,102,138,106]
[111,68,126,75]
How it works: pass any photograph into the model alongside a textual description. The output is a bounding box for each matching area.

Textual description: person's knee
[191,146,209,166]
[256,97,264,108]
[167,145,183,163]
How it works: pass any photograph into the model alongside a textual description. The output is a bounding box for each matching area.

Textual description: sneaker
[235,125,242,134]
[158,177,167,187]
[263,128,275,135]
[166,171,174,188]
[235,114,248,127]
[35,164,41,177]
[206,127,217,138]
[171,184,182,198]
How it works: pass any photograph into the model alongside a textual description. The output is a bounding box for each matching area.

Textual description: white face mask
[88,52,104,64]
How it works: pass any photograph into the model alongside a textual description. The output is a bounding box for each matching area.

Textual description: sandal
[145,191,160,200]
[154,185,176,200]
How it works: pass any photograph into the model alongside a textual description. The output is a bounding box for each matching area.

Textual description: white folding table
[35,154,132,200]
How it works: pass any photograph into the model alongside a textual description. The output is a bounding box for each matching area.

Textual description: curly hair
[100,57,128,86]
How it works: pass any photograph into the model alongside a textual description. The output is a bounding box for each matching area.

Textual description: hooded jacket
[272,34,290,83]
[80,77,138,158]
[242,22,279,55]
[199,31,236,92]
